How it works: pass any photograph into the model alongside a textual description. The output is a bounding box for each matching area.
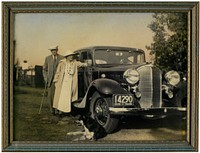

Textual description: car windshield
[94,49,145,65]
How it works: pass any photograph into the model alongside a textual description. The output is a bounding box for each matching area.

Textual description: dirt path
[100,115,186,141]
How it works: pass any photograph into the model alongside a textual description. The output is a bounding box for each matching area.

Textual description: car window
[137,54,145,63]
[94,49,145,65]
[96,59,107,64]
[128,56,134,63]
[80,51,93,65]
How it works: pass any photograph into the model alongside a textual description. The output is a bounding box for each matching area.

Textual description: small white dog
[67,120,94,140]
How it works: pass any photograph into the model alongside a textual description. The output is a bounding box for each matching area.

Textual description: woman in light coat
[53,53,87,113]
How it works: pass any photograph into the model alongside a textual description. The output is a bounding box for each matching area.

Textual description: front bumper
[109,107,187,116]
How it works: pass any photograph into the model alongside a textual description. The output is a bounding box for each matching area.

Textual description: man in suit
[43,45,64,115]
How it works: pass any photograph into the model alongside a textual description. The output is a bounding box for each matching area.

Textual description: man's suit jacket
[43,54,64,87]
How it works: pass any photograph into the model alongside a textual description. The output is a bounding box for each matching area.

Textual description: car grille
[137,65,162,108]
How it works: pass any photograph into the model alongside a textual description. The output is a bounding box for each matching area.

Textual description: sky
[14,13,154,67]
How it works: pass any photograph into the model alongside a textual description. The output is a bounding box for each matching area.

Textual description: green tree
[146,13,188,75]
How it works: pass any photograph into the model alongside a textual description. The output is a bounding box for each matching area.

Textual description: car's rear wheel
[90,91,119,133]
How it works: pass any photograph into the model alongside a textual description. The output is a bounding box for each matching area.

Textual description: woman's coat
[53,58,87,113]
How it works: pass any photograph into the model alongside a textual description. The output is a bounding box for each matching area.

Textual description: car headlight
[165,70,180,86]
[123,69,139,85]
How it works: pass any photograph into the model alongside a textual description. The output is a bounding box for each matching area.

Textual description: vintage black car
[72,46,187,133]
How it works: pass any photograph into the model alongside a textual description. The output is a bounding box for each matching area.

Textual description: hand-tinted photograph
[2,2,198,152]
[13,12,187,141]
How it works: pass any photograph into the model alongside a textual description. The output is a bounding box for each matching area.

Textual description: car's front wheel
[90,91,119,133]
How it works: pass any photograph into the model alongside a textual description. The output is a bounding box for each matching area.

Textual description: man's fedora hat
[49,45,58,51]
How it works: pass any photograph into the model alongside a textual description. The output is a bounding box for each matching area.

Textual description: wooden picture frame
[2,2,199,151]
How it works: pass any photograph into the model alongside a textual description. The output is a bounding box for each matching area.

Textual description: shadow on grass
[13,85,83,141]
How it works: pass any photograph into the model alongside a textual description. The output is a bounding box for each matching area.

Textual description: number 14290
[113,94,134,106]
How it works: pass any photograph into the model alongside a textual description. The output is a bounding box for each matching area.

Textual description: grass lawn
[13,85,83,141]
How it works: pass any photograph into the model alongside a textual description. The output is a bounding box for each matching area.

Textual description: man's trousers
[47,82,55,114]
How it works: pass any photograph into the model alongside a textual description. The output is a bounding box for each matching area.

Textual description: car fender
[73,78,130,109]
[91,78,128,95]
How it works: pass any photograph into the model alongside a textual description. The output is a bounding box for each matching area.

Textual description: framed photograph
[2,2,199,152]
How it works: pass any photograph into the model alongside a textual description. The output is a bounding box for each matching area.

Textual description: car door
[78,50,93,98]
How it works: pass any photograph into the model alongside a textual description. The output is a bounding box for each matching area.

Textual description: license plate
[113,94,134,106]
